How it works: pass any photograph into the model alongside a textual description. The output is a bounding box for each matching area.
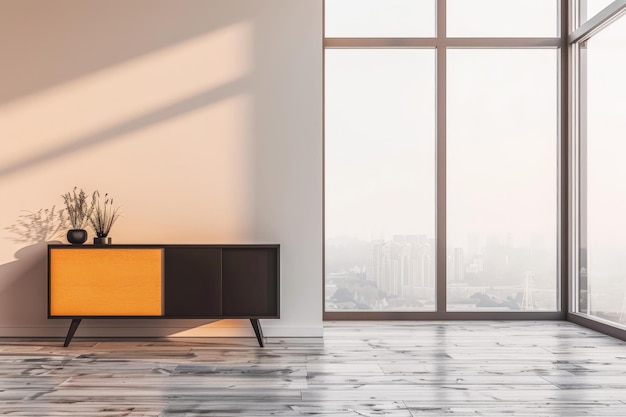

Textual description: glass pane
[447,0,558,37]
[447,49,558,312]
[581,15,626,326]
[579,0,617,26]
[325,49,436,312]
[325,0,435,38]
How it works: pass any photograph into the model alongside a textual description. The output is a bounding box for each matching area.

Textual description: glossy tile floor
[1,321,626,416]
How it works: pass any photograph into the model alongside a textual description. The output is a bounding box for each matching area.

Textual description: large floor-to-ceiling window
[325,48,436,311]
[324,0,564,317]
[447,48,558,312]
[572,1,626,329]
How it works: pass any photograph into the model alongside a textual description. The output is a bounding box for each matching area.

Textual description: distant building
[369,235,435,298]
[452,247,465,283]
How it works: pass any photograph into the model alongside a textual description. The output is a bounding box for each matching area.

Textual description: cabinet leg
[64,319,82,347]
[250,319,264,347]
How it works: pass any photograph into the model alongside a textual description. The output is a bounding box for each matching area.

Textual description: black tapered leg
[63,319,82,347]
[250,319,264,347]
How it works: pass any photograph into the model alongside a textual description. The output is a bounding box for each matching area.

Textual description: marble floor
[1,321,626,416]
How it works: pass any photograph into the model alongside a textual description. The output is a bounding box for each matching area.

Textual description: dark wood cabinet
[222,248,279,317]
[164,248,222,317]
[48,244,280,347]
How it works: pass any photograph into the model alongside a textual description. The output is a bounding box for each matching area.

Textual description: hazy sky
[324,1,623,255]
[325,49,435,241]
[325,48,558,245]
[325,0,557,38]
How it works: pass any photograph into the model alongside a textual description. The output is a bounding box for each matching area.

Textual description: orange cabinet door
[50,248,163,316]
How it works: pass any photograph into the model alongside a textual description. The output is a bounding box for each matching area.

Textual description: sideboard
[48,244,279,347]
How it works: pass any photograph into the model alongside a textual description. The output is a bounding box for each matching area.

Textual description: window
[325,49,436,311]
[447,0,558,37]
[578,0,617,26]
[325,0,435,38]
[574,9,626,326]
[447,49,558,311]
[325,0,562,317]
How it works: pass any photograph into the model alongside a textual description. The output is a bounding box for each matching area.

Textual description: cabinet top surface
[48,244,280,249]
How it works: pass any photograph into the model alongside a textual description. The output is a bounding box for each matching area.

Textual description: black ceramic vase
[67,229,88,245]
[93,236,112,245]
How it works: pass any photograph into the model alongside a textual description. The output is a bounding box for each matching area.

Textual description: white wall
[0,0,322,338]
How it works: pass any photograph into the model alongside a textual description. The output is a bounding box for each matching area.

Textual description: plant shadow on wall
[1,207,65,328]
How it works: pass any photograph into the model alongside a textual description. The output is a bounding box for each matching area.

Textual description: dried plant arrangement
[61,187,96,229]
[88,191,121,238]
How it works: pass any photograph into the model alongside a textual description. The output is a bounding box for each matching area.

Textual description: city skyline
[326,232,558,312]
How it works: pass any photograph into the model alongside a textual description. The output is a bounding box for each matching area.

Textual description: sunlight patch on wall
[100,93,255,243]
[0,21,253,170]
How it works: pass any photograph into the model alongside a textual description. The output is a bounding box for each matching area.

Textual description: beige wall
[0,0,322,338]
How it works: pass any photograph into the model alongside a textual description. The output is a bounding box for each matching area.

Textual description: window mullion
[436,0,447,313]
